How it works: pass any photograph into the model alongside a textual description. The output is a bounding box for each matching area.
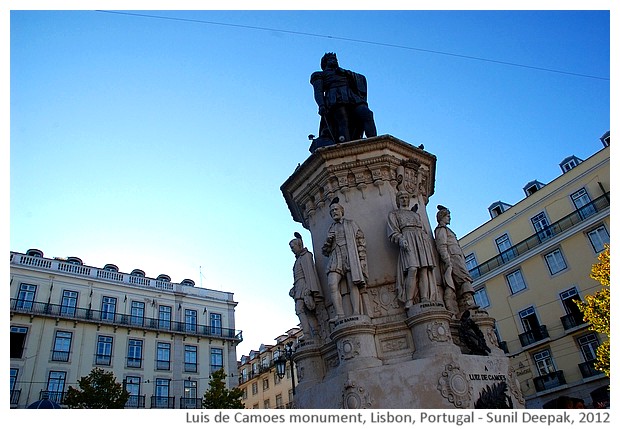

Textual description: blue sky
[7,5,612,357]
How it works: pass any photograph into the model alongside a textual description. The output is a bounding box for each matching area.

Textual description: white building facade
[10,249,242,409]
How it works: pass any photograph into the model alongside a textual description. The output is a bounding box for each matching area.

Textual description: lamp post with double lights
[274,342,296,395]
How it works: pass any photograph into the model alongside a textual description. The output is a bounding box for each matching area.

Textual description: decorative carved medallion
[369,283,399,316]
[338,338,361,361]
[427,321,450,342]
[437,362,473,408]
[341,379,373,409]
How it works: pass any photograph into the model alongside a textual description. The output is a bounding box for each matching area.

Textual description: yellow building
[237,327,301,409]
[459,132,610,408]
[10,249,242,409]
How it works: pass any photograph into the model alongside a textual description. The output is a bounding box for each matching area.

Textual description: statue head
[396,191,411,209]
[321,52,339,70]
[289,232,304,255]
[437,205,451,224]
[329,197,344,221]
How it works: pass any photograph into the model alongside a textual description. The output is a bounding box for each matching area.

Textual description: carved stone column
[405,302,460,359]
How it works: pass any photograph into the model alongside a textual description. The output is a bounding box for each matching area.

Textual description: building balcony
[40,390,65,404]
[180,397,203,409]
[579,360,604,378]
[125,395,146,408]
[533,370,566,392]
[561,312,586,330]
[10,298,242,341]
[10,389,21,407]
[469,193,609,279]
[519,325,549,347]
[150,396,175,409]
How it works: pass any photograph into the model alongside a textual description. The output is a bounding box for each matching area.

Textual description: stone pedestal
[281,135,523,409]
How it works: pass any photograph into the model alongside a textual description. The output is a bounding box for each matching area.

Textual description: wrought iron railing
[560,312,586,330]
[10,298,242,341]
[519,325,549,347]
[469,193,609,279]
[579,360,604,378]
[533,370,566,392]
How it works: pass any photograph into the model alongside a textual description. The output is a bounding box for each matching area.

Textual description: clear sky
[7,3,612,358]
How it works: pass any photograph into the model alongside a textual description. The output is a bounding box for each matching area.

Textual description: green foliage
[202,368,244,409]
[576,245,610,377]
[63,367,130,409]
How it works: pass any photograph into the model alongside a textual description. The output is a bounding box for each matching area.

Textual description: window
[16,283,36,310]
[125,376,142,408]
[130,301,145,326]
[101,296,117,321]
[158,305,172,330]
[275,394,283,409]
[533,349,556,376]
[495,234,516,262]
[242,388,248,400]
[263,378,269,391]
[127,339,143,368]
[10,326,28,358]
[241,367,248,383]
[211,347,223,373]
[46,371,66,403]
[544,249,568,275]
[473,286,490,308]
[506,269,527,294]
[587,225,609,253]
[96,335,113,365]
[210,313,222,336]
[577,333,600,362]
[52,331,72,362]
[60,290,78,316]
[532,212,553,241]
[560,287,582,315]
[183,379,199,408]
[571,188,596,219]
[154,379,171,408]
[184,345,198,373]
[156,342,171,370]
[185,309,197,332]
[562,158,579,173]
[264,399,270,409]
[252,382,258,395]
[519,307,541,333]
[465,253,478,275]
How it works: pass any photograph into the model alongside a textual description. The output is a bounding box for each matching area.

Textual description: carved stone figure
[387,191,437,309]
[310,52,377,150]
[434,205,477,314]
[289,232,323,338]
[458,310,491,356]
[321,197,369,321]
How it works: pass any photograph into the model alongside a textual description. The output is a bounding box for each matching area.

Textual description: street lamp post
[274,342,295,395]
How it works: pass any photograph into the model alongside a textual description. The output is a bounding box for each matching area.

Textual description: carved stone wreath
[427,321,450,342]
[437,362,473,408]
[338,338,361,361]
[341,379,373,409]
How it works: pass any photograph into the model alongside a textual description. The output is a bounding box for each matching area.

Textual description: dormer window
[181,279,195,287]
[600,131,610,147]
[130,269,145,277]
[559,155,583,174]
[156,274,171,282]
[66,257,83,265]
[488,201,513,219]
[103,264,119,272]
[26,249,44,258]
[523,180,545,197]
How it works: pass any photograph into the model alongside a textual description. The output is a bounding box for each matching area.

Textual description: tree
[63,367,130,409]
[576,244,610,377]
[202,368,244,409]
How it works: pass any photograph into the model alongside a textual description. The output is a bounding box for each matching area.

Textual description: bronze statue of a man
[310,52,377,147]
